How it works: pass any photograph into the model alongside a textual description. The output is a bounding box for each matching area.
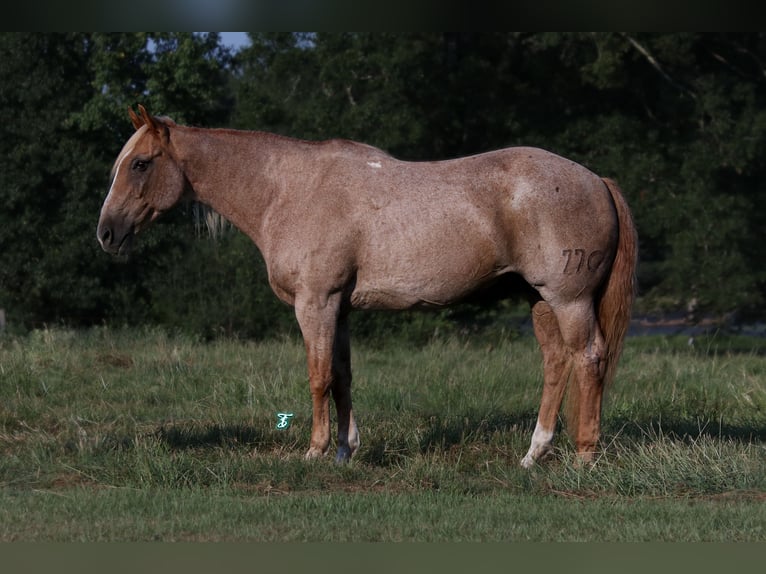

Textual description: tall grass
[0,327,764,540]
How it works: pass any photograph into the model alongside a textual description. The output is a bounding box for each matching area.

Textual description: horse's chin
[115,232,134,257]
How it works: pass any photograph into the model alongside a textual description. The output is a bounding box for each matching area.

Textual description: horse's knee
[579,332,607,382]
[309,374,332,398]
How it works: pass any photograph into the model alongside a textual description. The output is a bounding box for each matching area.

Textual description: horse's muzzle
[97,218,134,256]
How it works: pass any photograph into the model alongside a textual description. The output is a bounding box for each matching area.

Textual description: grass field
[0,326,764,541]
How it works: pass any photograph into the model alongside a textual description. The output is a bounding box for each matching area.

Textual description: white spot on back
[367,161,382,169]
[510,177,533,211]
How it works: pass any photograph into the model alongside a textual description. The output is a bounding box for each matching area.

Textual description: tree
[3,33,764,334]
[0,33,247,331]
[565,33,766,316]
[0,33,105,326]
[235,32,766,319]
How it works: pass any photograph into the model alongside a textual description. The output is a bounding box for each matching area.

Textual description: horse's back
[340,146,617,310]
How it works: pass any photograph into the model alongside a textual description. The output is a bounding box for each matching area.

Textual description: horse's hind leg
[521,300,572,468]
[332,310,360,463]
[552,299,607,465]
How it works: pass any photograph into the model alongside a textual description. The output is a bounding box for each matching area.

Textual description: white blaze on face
[520,420,554,468]
[367,161,382,169]
[102,126,147,214]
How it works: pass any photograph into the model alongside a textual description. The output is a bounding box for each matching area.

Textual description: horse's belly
[350,283,464,310]
[350,263,508,310]
[349,285,427,310]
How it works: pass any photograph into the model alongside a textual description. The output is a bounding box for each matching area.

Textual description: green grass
[0,326,764,541]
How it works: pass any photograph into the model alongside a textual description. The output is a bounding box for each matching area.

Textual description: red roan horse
[98,106,638,467]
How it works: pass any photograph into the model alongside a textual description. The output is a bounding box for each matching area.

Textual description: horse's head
[97,105,187,256]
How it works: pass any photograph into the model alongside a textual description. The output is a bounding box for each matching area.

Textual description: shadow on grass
[155,423,280,450]
[603,415,766,443]
[358,409,766,467]
[146,411,538,464]
[358,409,539,467]
[146,410,764,469]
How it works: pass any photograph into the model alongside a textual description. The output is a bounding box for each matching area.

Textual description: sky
[218,32,251,51]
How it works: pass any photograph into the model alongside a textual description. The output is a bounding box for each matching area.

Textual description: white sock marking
[521,421,554,468]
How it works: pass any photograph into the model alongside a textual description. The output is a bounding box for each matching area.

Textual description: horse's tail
[597,178,638,389]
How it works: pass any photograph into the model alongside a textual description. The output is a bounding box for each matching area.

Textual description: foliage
[1,33,766,336]
[234,33,766,319]
[0,33,236,332]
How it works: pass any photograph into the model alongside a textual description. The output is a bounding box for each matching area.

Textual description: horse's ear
[128,106,144,130]
[137,104,172,145]
[138,104,157,131]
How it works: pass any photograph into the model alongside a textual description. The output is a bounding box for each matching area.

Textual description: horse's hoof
[573,452,596,469]
[521,445,555,468]
[304,447,325,460]
[335,446,352,464]
[520,455,535,469]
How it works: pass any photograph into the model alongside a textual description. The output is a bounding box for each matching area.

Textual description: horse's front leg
[295,292,343,460]
[332,310,359,463]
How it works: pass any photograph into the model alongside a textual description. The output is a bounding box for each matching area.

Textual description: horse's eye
[132,159,149,172]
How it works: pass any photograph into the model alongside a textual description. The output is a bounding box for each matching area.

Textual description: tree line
[1,32,764,338]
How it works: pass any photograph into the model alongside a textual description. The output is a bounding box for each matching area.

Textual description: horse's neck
[173,126,290,247]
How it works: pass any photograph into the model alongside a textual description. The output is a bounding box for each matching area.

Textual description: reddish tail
[597,178,638,388]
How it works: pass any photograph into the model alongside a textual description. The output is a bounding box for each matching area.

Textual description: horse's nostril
[99,227,112,245]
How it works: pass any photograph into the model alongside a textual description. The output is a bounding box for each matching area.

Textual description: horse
[97,105,638,467]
